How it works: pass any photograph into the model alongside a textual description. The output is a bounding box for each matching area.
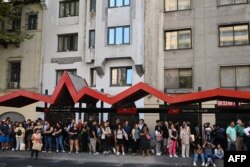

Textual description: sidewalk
[0,151,224,167]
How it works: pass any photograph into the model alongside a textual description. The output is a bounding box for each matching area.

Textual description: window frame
[7,61,21,89]
[218,23,250,47]
[27,13,38,30]
[110,66,132,87]
[59,0,79,18]
[220,65,250,88]
[89,30,95,48]
[164,0,191,12]
[164,28,192,51]
[107,26,130,45]
[108,0,130,8]
[164,68,193,89]
[57,33,78,52]
[217,0,248,7]
[90,68,97,87]
[90,0,96,12]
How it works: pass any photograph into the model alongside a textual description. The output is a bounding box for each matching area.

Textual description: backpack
[16,129,22,136]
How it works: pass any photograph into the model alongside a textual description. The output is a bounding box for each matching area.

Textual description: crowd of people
[0,117,250,166]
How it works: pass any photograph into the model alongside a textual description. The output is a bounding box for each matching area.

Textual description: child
[193,143,205,166]
[203,141,216,167]
[214,144,224,159]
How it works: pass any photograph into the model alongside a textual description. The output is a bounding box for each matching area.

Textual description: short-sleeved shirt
[0,124,9,135]
[89,125,97,138]
[226,126,236,142]
[235,125,244,137]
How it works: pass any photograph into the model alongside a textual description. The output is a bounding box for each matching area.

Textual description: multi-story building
[0,0,45,121]
[145,0,250,126]
[41,0,145,122]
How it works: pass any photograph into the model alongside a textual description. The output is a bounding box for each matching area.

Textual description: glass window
[165,68,192,89]
[219,24,249,46]
[109,0,130,8]
[27,14,38,30]
[8,62,21,89]
[165,29,191,50]
[90,68,97,87]
[111,67,132,86]
[56,69,77,85]
[89,30,95,48]
[220,66,250,88]
[58,34,78,51]
[90,0,96,12]
[217,0,247,6]
[59,1,79,18]
[108,26,130,45]
[165,0,191,12]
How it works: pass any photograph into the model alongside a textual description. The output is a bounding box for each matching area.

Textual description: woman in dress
[31,128,42,159]
[140,125,150,157]
[68,123,79,154]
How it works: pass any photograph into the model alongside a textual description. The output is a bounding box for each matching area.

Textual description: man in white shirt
[244,123,250,151]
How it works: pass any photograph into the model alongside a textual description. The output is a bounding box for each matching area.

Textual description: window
[56,69,77,85]
[108,26,130,45]
[109,0,130,8]
[220,66,250,88]
[58,34,78,52]
[165,29,192,50]
[7,62,21,89]
[111,67,132,86]
[59,1,79,18]
[89,30,95,48]
[165,0,191,12]
[90,68,97,87]
[217,0,248,6]
[27,14,38,30]
[165,68,192,89]
[219,24,249,46]
[90,0,96,12]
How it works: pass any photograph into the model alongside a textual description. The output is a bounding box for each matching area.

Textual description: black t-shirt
[44,127,53,137]
[89,125,97,138]
[162,125,169,138]
[55,127,63,136]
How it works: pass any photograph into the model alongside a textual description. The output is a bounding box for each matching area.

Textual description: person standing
[89,120,99,155]
[101,121,112,155]
[244,122,250,151]
[14,122,25,151]
[43,122,53,153]
[123,120,131,152]
[31,129,42,159]
[180,122,190,158]
[0,120,10,151]
[81,121,89,152]
[169,123,178,157]
[235,119,244,151]
[131,123,140,155]
[114,124,127,156]
[162,121,169,155]
[140,125,150,157]
[68,123,79,154]
[155,120,163,156]
[53,122,65,153]
[226,121,236,151]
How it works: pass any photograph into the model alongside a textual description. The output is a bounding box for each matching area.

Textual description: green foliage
[0,0,33,45]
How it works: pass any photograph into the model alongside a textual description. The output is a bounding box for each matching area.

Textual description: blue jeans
[44,136,52,151]
[56,135,64,151]
[194,153,205,163]
[204,154,215,163]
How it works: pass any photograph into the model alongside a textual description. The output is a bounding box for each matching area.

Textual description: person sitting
[203,141,216,167]
[193,143,205,166]
[214,144,224,159]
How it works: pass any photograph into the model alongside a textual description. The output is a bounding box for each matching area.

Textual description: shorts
[0,135,9,143]
[117,139,124,145]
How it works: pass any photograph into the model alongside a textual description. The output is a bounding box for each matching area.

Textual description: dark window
[109,0,130,8]
[89,30,95,48]
[219,24,249,47]
[165,0,191,12]
[220,66,250,88]
[108,26,130,45]
[58,33,78,52]
[56,69,77,85]
[165,29,192,50]
[90,68,97,87]
[111,67,132,86]
[8,62,21,89]
[90,0,96,12]
[164,68,192,89]
[27,14,38,30]
[59,0,79,18]
[217,0,248,6]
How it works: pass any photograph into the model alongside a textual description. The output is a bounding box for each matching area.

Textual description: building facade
[41,0,145,122]
[0,1,45,121]
[145,0,250,126]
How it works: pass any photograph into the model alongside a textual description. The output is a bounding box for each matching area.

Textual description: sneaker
[113,148,116,154]
[62,150,65,153]
[42,150,46,153]
[186,155,189,158]
[89,152,92,155]
[93,152,99,156]
[116,152,120,156]
[213,163,216,167]
[122,152,125,156]
[48,150,52,153]
[182,155,185,158]
[169,155,172,158]
[69,151,72,154]
[76,151,78,154]
[56,150,59,153]
[156,153,161,156]
[201,162,205,166]
[174,154,178,157]
[205,163,208,167]
[193,161,197,166]
[11,148,15,151]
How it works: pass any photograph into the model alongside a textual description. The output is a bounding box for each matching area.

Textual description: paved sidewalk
[0,151,224,167]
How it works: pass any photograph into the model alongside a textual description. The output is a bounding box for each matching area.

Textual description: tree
[0,0,33,48]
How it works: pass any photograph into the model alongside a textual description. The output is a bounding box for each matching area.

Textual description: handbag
[20,143,26,151]
[32,142,43,151]
[146,133,151,140]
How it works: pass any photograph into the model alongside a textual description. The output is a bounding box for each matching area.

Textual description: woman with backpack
[14,122,25,151]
